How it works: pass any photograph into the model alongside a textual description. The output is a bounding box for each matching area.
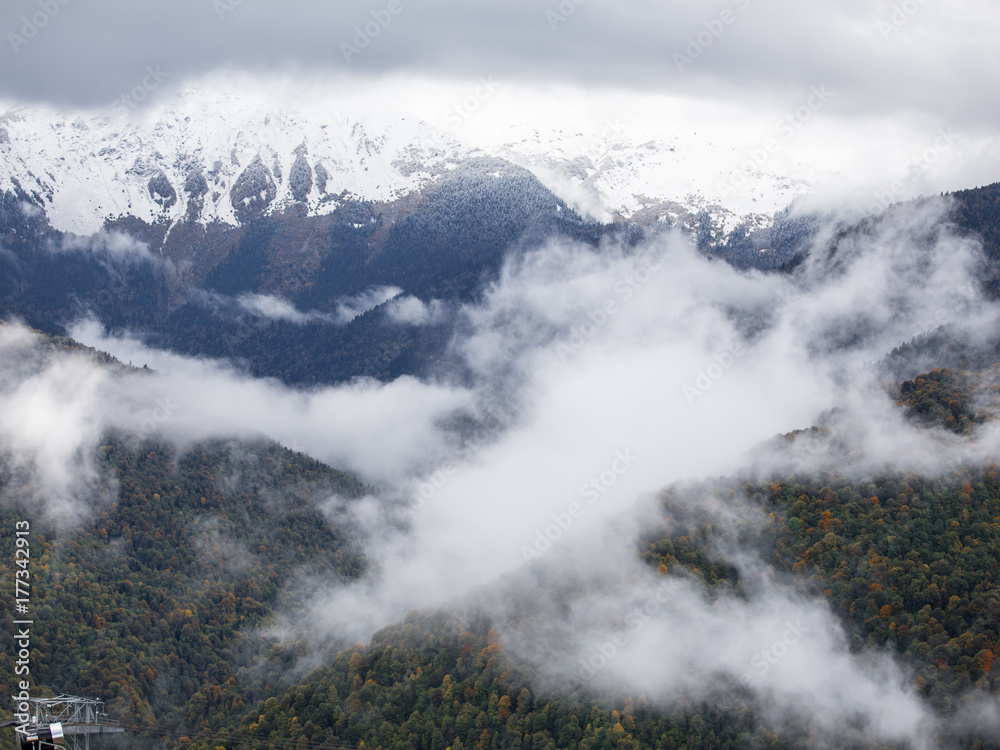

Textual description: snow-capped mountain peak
[1,87,817,239]
[0,89,476,236]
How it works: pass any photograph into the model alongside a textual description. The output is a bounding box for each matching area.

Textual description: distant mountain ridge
[3,86,1000,389]
[0,88,816,244]
[0,90,472,236]
[0,153,606,385]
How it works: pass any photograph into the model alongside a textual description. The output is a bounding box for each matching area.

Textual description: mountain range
[0,88,815,242]
[3,88,1000,750]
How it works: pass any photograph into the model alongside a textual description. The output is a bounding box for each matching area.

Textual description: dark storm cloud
[2,0,999,130]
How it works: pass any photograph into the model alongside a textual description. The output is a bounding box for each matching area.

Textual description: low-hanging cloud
[0,322,117,524]
[385,295,445,326]
[57,230,158,266]
[184,287,405,327]
[476,504,942,750]
[4,0,1000,138]
[0,317,474,525]
[3,196,1000,745]
[236,292,336,325]
[334,285,403,324]
[266,198,1000,747]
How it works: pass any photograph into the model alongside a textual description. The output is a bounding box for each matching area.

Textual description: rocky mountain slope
[0,88,816,245]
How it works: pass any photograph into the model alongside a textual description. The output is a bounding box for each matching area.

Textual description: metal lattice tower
[13,696,123,750]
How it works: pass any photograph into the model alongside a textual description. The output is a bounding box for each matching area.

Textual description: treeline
[894,366,998,433]
[0,159,606,387]
[951,182,1000,299]
[190,608,806,750]
[363,159,587,299]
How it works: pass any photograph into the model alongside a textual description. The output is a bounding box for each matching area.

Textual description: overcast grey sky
[2,0,999,203]
[2,0,999,128]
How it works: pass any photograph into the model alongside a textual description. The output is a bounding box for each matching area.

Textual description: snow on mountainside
[0,88,817,238]
[490,124,816,234]
[0,89,477,236]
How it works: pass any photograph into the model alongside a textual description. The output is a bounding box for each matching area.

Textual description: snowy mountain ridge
[490,122,816,234]
[0,88,817,239]
[0,89,478,237]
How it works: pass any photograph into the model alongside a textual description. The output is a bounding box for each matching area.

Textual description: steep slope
[0,325,373,743]
[494,124,815,234]
[0,154,605,385]
[0,435,367,736]
[951,182,1000,299]
[1,88,820,250]
[185,367,1000,750]
[0,190,168,334]
[0,90,475,237]
[723,182,1000,278]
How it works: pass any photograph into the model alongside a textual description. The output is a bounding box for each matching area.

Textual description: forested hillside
[714,182,1000,280]
[952,183,1000,299]
[5,171,1000,750]
[0,435,368,746]
[183,465,1000,750]
[3,180,1000,388]
[0,160,612,386]
[167,369,1000,750]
